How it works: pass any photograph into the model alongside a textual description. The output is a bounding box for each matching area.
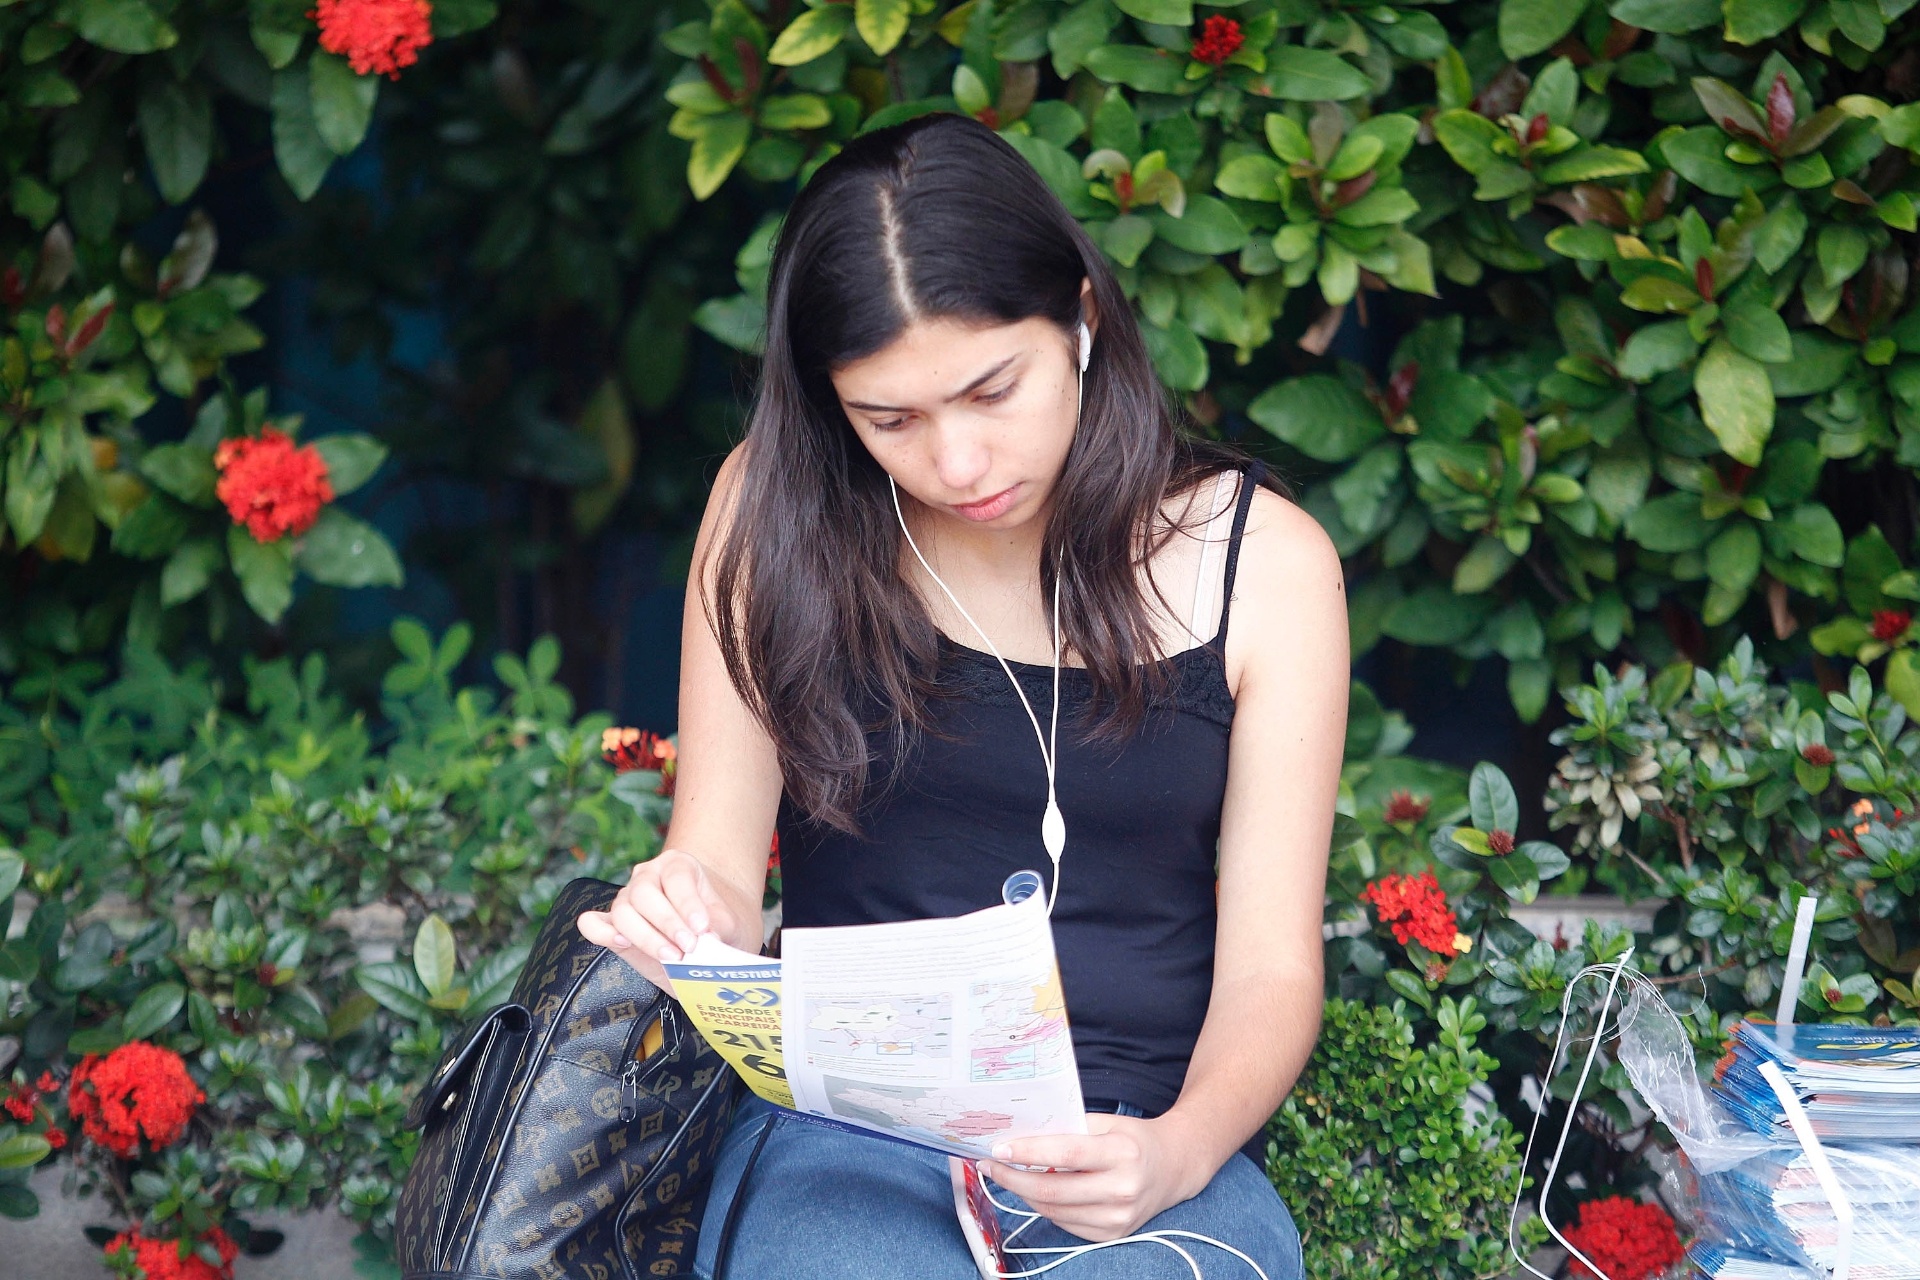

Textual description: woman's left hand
[977,1112,1211,1242]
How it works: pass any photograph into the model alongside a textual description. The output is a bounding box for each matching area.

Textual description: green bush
[1266,994,1542,1280]
[0,620,660,1268]
[660,0,1920,722]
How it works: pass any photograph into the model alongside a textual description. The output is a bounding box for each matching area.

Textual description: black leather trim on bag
[393,878,740,1280]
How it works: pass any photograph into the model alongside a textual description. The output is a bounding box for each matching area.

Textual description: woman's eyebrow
[842,355,1020,412]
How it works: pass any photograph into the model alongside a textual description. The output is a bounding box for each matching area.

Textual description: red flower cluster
[1382,789,1431,826]
[603,727,677,795]
[1189,15,1245,65]
[213,428,334,543]
[1563,1195,1684,1280]
[1801,743,1836,766]
[3,1074,65,1159]
[768,830,781,876]
[1872,608,1912,642]
[1360,869,1468,955]
[67,1042,204,1156]
[105,1227,240,1280]
[311,0,434,79]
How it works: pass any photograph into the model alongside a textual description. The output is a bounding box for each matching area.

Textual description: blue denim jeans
[693,1094,1305,1279]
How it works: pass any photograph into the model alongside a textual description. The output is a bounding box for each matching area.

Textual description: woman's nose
[928,423,991,494]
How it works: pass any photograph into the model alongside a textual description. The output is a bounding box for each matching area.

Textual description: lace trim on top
[930,634,1236,730]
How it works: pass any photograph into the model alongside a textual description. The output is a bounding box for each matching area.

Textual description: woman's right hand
[576,848,744,989]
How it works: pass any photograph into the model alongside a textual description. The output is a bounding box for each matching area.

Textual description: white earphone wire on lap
[888,318,1272,1279]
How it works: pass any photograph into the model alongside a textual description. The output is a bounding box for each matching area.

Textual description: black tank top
[777,462,1266,1165]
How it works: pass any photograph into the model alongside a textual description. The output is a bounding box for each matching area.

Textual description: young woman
[577,113,1347,1278]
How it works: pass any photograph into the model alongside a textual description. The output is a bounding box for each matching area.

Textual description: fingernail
[661,944,682,962]
[690,913,709,933]
[991,1144,1011,1160]
[676,930,697,950]
[611,934,630,949]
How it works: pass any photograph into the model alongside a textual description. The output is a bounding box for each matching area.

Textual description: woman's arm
[982,486,1347,1238]
[577,444,788,983]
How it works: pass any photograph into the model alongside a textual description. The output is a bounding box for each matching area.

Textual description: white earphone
[888,315,1089,913]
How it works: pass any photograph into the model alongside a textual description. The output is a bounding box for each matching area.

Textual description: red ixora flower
[1382,789,1431,825]
[1360,869,1469,955]
[602,727,677,795]
[1564,1195,1684,1280]
[44,1127,66,1150]
[213,428,334,543]
[1871,608,1912,643]
[67,1042,204,1157]
[105,1227,240,1280]
[311,0,434,79]
[1190,15,1245,66]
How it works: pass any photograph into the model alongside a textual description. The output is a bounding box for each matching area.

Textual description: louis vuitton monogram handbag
[394,877,741,1279]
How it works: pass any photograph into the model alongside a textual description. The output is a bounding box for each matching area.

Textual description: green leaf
[1768,331,1855,397]
[161,537,221,606]
[1381,587,1493,645]
[1113,0,1191,21]
[1453,536,1516,593]
[1247,375,1383,463]
[1334,187,1419,227]
[1499,0,1583,59]
[414,914,458,1000]
[1707,521,1762,592]
[1694,338,1775,465]
[73,0,177,52]
[1433,110,1504,175]
[1618,320,1699,379]
[121,981,186,1041]
[1490,851,1542,903]
[1620,276,1702,314]
[1140,317,1207,391]
[1385,968,1434,1010]
[295,508,403,589]
[1092,213,1155,267]
[1082,44,1190,94]
[1725,0,1807,43]
[1609,0,1720,31]
[687,112,751,201]
[1469,762,1521,834]
[1662,127,1760,197]
[140,443,217,505]
[1215,154,1284,202]
[1627,490,1714,551]
[1887,649,1920,721]
[1539,147,1649,184]
[228,525,295,622]
[1264,113,1312,165]
[759,94,832,131]
[855,0,910,53]
[137,77,212,204]
[0,850,21,903]
[312,434,387,496]
[1817,224,1869,289]
[356,962,435,1023]
[1722,301,1793,363]
[1752,195,1807,273]
[769,6,852,64]
[1262,48,1371,101]
[270,65,334,201]
[1149,195,1248,254]
[0,1135,51,1171]
[308,51,376,156]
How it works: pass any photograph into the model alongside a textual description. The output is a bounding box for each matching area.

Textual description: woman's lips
[951,485,1020,522]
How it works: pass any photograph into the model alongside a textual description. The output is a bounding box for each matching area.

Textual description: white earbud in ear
[1076,320,1092,373]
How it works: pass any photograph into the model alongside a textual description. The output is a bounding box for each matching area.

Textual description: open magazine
[660,891,1087,1163]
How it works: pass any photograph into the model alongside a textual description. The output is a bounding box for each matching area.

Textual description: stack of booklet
[1683,1021,1920,1280]
[1711,1022,1920,1144]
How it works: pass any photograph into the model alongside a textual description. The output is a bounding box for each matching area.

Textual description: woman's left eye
[979,384,1015,404]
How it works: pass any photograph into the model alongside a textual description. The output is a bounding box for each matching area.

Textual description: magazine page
[662,892,1087,1161]
[777,892,1086,1160]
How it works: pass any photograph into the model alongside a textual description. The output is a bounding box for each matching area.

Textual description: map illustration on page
[661,892,1087,1160]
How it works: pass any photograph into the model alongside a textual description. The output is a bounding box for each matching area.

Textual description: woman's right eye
[872,417,908,432]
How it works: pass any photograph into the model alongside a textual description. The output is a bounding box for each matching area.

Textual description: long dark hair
[710,113,1282,834]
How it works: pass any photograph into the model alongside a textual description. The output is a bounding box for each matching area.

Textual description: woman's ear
[1078,276,1100,342]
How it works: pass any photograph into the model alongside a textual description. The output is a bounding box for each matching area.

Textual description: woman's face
[829,288,1096,535]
